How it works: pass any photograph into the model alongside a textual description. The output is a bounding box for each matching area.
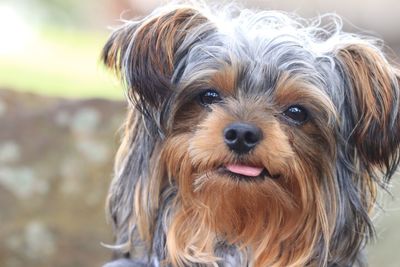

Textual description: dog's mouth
[220,164,280,181]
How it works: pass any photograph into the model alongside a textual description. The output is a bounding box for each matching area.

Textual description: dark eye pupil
[199,90,221,106]
[284,105,308,123]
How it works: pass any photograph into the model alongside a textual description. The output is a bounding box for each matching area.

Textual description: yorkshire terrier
[101,3,400,267]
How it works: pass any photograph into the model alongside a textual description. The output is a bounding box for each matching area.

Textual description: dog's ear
[102,7,210,111]
[335,42,400,178]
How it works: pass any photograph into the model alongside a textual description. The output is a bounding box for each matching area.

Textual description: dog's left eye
[198,90,222,106]
[283,105,308,124]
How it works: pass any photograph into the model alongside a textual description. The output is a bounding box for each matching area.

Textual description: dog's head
[103,5,400,266]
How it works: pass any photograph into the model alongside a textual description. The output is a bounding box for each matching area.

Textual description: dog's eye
[198,90,222,106]
[283,105,308,124]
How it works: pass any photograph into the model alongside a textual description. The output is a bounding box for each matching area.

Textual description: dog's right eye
[283,105,308,124]
[198,90,222,106]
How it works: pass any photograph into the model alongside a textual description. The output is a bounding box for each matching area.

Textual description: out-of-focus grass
[0,27,124,99]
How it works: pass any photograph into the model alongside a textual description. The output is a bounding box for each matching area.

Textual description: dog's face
[103,5,400,267]
[163,54,338,261]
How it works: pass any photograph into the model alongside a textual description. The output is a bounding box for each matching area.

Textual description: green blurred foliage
[0,0,123,99]
[0,28,122,99]
[12,0,95,28]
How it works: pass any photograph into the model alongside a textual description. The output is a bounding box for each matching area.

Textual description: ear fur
[102,7,210,112]
[335,42,400,179]
[101,6,212,255]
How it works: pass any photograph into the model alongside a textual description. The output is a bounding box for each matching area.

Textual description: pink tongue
[225,164,263,177]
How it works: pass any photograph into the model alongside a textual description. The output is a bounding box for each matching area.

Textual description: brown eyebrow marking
[209,65,238,95]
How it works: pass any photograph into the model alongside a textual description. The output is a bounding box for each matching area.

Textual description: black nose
[223,122,262,154]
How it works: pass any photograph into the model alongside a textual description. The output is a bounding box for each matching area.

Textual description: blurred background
[0,0,399,266]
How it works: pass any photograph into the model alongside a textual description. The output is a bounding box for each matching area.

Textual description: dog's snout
[223,122,262,154]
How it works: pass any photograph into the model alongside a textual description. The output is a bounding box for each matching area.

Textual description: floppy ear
[101,6,213,254]
[101,7,210,111]
[335,42,400,178]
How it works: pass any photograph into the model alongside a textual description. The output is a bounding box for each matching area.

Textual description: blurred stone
[24,221,56,260]
[0,89,125,267]
[76,138,110,163]
[54,110,71,127]
[0,141,21,163]
[71,107,101,134]
[0,99,6,116]
[0,166,46,199]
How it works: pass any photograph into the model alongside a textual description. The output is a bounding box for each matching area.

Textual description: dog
[101,3,400,267]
